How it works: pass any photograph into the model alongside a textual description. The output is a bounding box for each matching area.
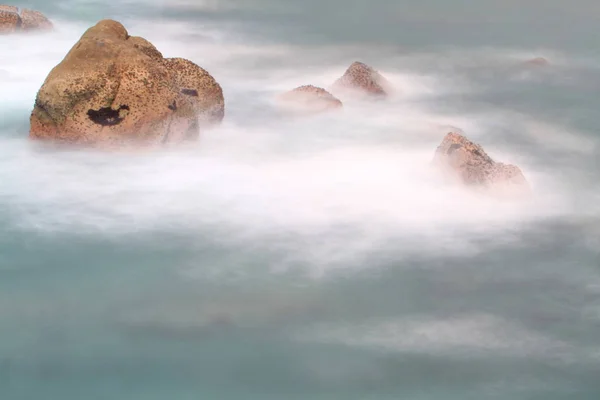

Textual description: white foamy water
[0,20,583,248]
[1,4,600,400]
[295,314,576,358]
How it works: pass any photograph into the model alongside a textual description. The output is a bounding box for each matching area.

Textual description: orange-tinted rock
[0,5,18,13]
[19,8,53,31]
[523,57,550,67]
[29,19,224,148]
[433,132,529,195]
[278,85,342,114]
[0,8,20,33]
[331,61,392,97]
[128,36,163,60]
[164,57,225,124]
[0,5,52,33]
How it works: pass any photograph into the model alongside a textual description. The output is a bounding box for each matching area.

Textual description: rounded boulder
[278,85,342,114]
[29,19,224,148]
[0,5,52,33]
[331,61,392,98]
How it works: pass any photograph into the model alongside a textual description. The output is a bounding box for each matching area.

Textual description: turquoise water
[1,1,600,399]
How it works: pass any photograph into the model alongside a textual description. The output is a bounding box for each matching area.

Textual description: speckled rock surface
[331,61,392,97]
[0,5,52,33]
[164,57,225,124]
[433,132,529,194]
[29,19,224,147]
[278,85,342,114]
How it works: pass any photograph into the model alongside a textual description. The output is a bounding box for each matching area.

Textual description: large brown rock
[331,61,392,98]
[433,132,529,195]
[29,19,224,147]
[278,85,342,114]
[0,5,52,33]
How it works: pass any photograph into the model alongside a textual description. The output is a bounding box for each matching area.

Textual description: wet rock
[0,7,20,34]
[278,85,342,114]
[164,57,225,124]
[0,5,52,33]
[19,8,52,31]
[433,132,529,195]
[331,61,392,97]
[29,19,224,147]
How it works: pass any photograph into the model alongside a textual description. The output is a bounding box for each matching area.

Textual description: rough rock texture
[29,19,224,147]
[433,132,529,194]
[331,61,392,97]
[0,9,19,33]
[0,5,52,33]
[164,57,225,123]
[278,85,342,114]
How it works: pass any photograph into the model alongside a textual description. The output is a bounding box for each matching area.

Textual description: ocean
[1,1,599,399]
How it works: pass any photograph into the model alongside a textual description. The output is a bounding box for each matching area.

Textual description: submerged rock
[0,5,52,33]
[523,57,550,67]
[331,61,392,97]
[278,85,342,114]
[29,19,224,147]
[433,132,529,195]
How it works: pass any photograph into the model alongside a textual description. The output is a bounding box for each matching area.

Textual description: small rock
[0,5,52,33]
[523,57,550,67]
[278,85,342,114]
[331,61,392,97]
[20,8,53,31]
[433,132,529,196]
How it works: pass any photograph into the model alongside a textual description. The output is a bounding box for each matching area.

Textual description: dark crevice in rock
[447,144,462,154]
[168,101,177,111]
[472,149,485,159]
[87,105,129,126]
[34,98,48,113]
[181,88,198,97]
[34,98,56,125]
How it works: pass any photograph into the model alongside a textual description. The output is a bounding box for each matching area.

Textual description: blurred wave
[1,1,600,399]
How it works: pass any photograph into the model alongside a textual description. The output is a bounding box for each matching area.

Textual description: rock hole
[181,88,198,97]
[447,144,462,154]
[87,105,130,126]
[168,101,177,111]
